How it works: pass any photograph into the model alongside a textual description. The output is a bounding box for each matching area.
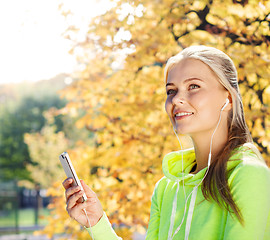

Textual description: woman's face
[165,58,229,136]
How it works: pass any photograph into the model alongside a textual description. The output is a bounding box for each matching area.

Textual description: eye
[166,89,176,95]
[189,84,200,90]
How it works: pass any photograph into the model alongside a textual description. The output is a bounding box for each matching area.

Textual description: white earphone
[221,98,230,111]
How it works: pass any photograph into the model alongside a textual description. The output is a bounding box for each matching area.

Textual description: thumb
[80,180,96,198]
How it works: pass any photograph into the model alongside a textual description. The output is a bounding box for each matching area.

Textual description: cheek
[196,98,208,110]
[165,98,171,116]
[192,93,221,116]
[188,93,206,110]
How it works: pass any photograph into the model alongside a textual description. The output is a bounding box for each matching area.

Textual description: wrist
[92,211,104,227]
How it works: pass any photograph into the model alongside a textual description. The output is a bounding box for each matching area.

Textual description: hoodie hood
[163,148,196,181]
[162,143,260,186]
[162,147,207,186]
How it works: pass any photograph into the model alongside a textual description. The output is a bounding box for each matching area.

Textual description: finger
[65,185,81,202]
[68,201,90,227]
[73,201,89,212]
[81,180,97,198]
[62,178,73,189]
[66,190,85,211]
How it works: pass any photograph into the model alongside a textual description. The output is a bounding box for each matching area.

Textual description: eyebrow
[166,77,204,87]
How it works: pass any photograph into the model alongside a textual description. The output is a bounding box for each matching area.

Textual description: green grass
[0,208,50,227]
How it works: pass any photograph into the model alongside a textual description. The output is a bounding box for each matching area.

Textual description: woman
[62,46,270,239]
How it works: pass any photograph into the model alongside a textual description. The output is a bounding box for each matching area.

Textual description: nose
[172,92,185,106]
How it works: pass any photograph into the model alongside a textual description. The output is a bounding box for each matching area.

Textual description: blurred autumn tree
[24,116,68,189]
[23,108,93,189]
[0,85,65,182]
[42,0,270,239]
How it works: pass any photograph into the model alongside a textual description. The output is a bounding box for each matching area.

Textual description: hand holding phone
[61,152,104,229]
[59,152,87,202]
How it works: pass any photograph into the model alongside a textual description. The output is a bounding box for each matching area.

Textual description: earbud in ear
[221,98,230,111]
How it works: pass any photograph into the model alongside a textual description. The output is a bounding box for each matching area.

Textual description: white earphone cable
[83,208,95,240]
[171,105,225,239]
[173,128,187,200]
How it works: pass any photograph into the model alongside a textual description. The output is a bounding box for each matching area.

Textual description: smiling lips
[174,111,194,120]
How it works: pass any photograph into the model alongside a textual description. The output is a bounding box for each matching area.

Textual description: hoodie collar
[162,148,199,184]
[162,144,256,185]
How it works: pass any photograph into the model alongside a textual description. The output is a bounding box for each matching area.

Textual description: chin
[174,123,200,135]
[174,126,189,135]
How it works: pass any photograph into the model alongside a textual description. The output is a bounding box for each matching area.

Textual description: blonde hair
[164,45,253,223]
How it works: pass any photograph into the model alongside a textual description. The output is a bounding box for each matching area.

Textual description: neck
[190,122,228,174]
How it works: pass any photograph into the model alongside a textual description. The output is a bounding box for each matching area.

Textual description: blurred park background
[0,0,269,239]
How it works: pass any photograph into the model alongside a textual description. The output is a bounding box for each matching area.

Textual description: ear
[226,94,233,111]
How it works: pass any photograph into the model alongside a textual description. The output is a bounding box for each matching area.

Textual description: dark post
[34,183,41,226]
[14,180,19,234]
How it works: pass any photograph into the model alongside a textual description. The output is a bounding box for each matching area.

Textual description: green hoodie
[87,143,270,239]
